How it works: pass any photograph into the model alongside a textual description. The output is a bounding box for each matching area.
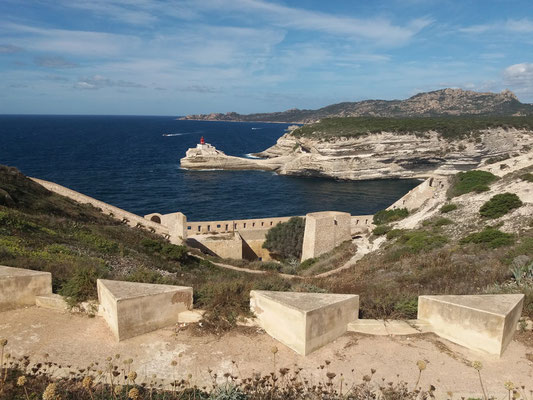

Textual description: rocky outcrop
[180,89,533,123]
[180,142,286,171]
[181,128,533,181]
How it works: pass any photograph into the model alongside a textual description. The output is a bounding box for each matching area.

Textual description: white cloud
[460,18,533,35]
[74,75,146,89]
[1,23,140,57]
[504,63,533,86]
[35,55,77,68]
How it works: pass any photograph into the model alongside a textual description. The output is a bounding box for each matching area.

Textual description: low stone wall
[187,233,244,259]
[0,266,52,312]
[32,178,169,236]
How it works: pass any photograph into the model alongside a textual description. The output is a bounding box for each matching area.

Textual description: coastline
[176,118,300,124]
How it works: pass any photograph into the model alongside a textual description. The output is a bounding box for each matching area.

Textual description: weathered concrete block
[97,279,193,341]
[301,211,351,261]
[250,290,359,355]
[0,265,52,312]
[418,294,524,356]
[35,294,68,311]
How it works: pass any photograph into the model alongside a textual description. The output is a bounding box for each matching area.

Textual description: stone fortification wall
[387,175,447,212]
[186,216,298,235]
[351,215,375,234]
[32,178,169,236]
[301,211,352,261]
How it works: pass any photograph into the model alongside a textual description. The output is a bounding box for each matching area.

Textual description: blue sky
[1,0,533,115]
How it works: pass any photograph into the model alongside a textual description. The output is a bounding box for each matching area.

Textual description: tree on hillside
[262,217,305,261]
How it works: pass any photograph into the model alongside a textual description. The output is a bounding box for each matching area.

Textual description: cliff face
[180,127,533,180]
[180,89,533,123]
[255,128,533,180]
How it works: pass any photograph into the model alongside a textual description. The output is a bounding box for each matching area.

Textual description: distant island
[179,88,533,124]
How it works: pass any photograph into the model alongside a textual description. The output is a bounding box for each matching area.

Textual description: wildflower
[326,372,336,380]
[171,360,178,366]
[17,376,27,386]
[82,376,93,389]
[472,361,483,371]
[128,371,138,382]
[114,385,122,396]
[417,360,427,371]
[128,387,140,400]
[0,338,7,347]
[271,346,278,354]
[42,383,58,400]
[505,381,515,391]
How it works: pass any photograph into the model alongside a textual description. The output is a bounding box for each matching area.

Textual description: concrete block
[0,265,52,312]
[347,319,432,335]
[35,294,68,311]
[418,294,524,356]
[250,290,359,355]
[97,279,193,341]
[177,310,205,323]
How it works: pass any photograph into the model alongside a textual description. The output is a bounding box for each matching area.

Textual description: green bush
[75,231,118,254]
[372,225,391,236]
[373,208,408,225]
[141,238,163,253]
[262,217,305,260]
[520,173,533,182]
[386,229,404,240]
[160,243,188,262]
[472,184,490,193]
[393,298,418,319]
[440,203,457,213]
[479,193,523,219]
[460,228,514,248]
[298,257,317,270]
[434,217,453,227]
[448,170,498,198]
[59,264,109,305]
[396,230,448,254]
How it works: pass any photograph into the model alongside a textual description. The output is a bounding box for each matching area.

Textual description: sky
[1,0,533,115]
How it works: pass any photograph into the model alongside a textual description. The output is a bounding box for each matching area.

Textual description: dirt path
[1,307,531,399]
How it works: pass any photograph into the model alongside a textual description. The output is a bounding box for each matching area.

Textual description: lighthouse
[195,136,215,151]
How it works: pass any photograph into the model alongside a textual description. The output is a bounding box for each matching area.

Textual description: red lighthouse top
[200,136,205,145]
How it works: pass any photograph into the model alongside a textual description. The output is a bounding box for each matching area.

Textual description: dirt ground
[1,306,532,398]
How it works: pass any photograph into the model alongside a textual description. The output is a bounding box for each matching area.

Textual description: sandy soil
[1,307,532,398]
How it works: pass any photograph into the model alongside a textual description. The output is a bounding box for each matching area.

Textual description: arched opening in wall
[150,215,161,224]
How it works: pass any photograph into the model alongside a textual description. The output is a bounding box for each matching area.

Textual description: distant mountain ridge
[180,88,533,123]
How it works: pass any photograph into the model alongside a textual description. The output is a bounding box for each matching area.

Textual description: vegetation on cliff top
[291,116,533,139]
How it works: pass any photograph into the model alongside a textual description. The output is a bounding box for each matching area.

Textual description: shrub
[472,184,490,193]
[448,170,498,198]
[262,217,305,260]
[141,238,163,253]
[59,264,109,305]
[75,231,118,254]
[393,298,418,319]
[160,243,188,262]
[520,173,533,182]
[386,229,404,240]
[440,203,457,213]
[479,193,523,219]
[373,208,408,225]
[372,225,391,236]
[434,217,453,227]
[460,228,514,248]
[299,257,317,270]
[395,230,448,254]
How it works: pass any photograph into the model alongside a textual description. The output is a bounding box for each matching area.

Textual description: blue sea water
[0,115,420,221]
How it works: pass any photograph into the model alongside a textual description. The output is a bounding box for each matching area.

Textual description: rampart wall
[32,178,170,237]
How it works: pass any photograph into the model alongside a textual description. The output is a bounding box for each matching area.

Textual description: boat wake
[244,153,261,159]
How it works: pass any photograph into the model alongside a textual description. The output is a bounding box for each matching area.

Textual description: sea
[0,115,420,221]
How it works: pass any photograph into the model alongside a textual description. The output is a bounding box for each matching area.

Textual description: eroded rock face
[254,128,533,180]
[180,129,533,180]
